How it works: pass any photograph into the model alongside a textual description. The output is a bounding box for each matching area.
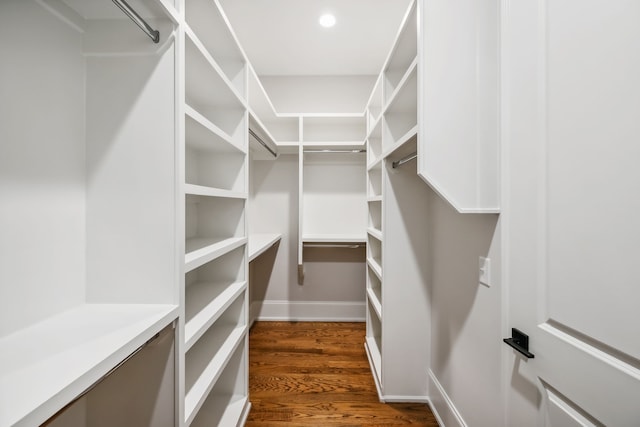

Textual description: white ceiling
[219,0,413,76]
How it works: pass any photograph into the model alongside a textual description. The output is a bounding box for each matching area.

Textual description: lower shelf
[364,336,383,400]
[185,324,247,425]
[0,304,179,427]
[189,337,249,427]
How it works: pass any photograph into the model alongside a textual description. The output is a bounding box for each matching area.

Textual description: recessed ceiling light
[319,13,336,28]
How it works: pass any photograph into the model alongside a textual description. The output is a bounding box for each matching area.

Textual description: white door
[503,1,640,426]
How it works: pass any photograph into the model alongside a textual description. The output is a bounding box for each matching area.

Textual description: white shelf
[367,257,383,280]
[303,234,367,243]
[185,105,244,154]
[364,336,383,388]
[303,141,366,149]
[185,237,247,272]
[367,288,382,320]
[184,184,247,199]
[192,395,250,427]
[383,58,418,112]
[248,233,282,262]
[0,304,179,427]
[382,125,418,160]
[185,26,245,109]
[367,227,383,241]
[368,196,383,202]
[185,325,247,426]
[185,281,247,351]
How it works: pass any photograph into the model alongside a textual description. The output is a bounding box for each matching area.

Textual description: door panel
[505,0,640,425]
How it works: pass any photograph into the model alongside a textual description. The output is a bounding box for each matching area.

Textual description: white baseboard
[250,300,365,322]
[428,369,467,427]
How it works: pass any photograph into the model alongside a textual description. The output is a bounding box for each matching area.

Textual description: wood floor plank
[246,322,439,426]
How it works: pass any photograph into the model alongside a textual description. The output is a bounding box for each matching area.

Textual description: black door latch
[503,328,535,358]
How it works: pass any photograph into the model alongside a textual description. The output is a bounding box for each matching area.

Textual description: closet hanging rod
[44,327,167,423]
[112,0,160,43]
[392,152,417,169]
[249,128,278,158]
[303,243,365,249]
[304,149,366,154]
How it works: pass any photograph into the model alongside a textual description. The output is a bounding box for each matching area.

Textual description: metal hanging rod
[303,243,365,249]
[112,0,160,43]
[392,152,417,169]
[304,149,366,154]
[249,128,278,158]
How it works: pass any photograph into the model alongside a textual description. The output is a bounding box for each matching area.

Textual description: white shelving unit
[364,0,431,402]
[181,0,250,425]
[297,116,368,281]
[0,0,180,425]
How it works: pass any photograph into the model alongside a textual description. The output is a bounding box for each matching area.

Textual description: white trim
[428,369,467,427]
[252,300,366,322]
[381,395,430,403]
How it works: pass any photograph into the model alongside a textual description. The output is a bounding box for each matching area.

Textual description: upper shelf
[184,0,246,98]
[0,303,178,427]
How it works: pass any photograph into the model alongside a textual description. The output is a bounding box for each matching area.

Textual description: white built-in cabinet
[181,0,251,425]
[418,0,499,212]
[0,0,179,425]
[364,0,431,401]
[0,0,254,425]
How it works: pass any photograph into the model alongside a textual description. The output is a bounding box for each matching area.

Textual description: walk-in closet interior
[5,0,637,425]
[0,0,497,425]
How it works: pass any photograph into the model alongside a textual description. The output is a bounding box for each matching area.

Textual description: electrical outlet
[479,256,490,287]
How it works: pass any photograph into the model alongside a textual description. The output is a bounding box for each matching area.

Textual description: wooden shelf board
[248,233,282,262]
[0,304,178,427]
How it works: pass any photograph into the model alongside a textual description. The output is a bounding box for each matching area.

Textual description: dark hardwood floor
[246,321,439,426]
